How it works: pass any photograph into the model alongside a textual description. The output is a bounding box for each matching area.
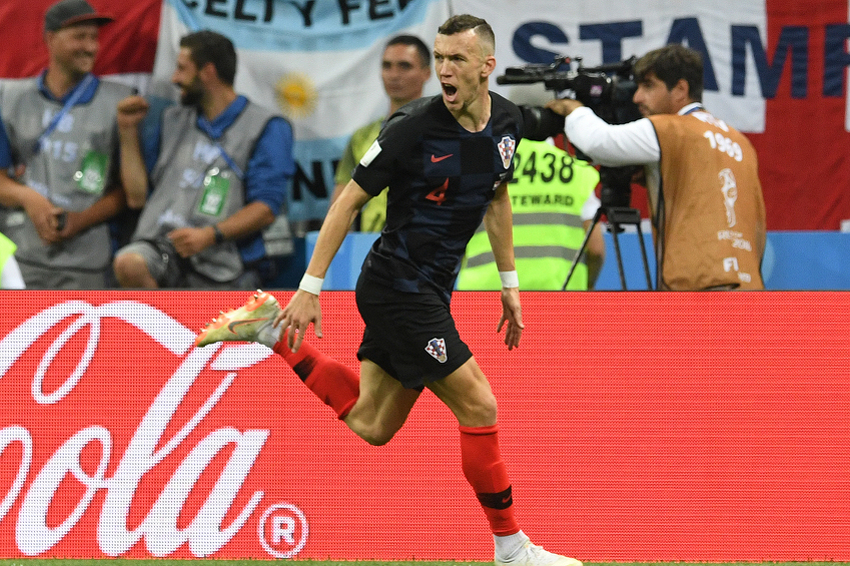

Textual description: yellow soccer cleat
[195,290,280,347]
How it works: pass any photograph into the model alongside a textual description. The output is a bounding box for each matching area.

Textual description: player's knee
[345,416,398,446]
[355,424,396,446]
[432,370,499,427]
[361,431,393,446]
[470,391,498,425]
[453,389,498,427]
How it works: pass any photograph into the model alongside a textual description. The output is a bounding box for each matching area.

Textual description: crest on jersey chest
[497,135,516,169]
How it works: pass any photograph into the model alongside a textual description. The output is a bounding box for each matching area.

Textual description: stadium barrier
[300,230,850,290]
[1,290,848,561]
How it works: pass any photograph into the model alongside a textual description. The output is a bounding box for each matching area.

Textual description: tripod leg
[562,208,601,290]
[609,222,628,290]
[634,221,653,289]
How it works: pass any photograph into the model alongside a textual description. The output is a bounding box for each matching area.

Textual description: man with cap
[0,0,133,288]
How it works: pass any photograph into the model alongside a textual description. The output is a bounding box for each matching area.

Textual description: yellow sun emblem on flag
[276,72,318,118]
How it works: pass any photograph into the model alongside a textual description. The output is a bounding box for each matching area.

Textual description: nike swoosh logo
[431,153,453,163]
[228,318,265,333]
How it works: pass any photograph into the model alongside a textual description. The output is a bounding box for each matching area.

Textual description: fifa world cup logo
[718,168,738,228]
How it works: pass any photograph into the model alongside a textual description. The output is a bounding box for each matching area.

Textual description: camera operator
[546,45,766,290]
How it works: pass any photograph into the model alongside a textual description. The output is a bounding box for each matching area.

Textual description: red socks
[273,338,360,420]
[459,424,520,536]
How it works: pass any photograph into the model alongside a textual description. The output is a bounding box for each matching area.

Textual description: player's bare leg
[342,359,420,446]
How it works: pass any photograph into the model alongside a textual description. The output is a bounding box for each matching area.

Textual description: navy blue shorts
[355,274,472,391]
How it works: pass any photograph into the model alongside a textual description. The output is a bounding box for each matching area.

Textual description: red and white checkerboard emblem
[498,135,516,169]
[425,337,448,363]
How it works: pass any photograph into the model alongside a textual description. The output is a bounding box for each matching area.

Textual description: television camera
[498,55,641,129]
[497,56,653,289]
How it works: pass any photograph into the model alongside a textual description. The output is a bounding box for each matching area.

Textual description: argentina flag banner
[152,0,450,223]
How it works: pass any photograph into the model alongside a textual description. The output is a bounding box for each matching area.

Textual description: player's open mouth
[442,83,457,99]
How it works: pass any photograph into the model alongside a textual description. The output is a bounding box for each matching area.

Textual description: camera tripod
[563,167,654,290]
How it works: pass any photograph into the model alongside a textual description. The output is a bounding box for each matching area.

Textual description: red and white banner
[0,0,160,84]
[0,290,849,561]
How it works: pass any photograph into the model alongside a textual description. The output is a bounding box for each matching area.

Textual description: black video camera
[498,55,643,208]
[498,55,641,127]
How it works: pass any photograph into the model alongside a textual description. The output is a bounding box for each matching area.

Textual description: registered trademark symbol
[258,502,309,558]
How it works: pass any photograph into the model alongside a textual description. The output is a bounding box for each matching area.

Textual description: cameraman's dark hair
[386,34,431,68]
[180,30,237,86]
[437,14,495,56]
[635,44,703,102]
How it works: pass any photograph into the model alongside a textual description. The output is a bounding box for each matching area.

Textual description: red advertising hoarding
[0,291,848,560]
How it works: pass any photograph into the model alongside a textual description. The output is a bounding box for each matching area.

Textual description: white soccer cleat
[495,537,583,566]
[195,290,280,347]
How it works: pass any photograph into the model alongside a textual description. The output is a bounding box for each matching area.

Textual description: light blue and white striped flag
[153,0,451,222]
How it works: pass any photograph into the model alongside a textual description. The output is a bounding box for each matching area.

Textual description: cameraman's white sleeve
[565,107,659,167]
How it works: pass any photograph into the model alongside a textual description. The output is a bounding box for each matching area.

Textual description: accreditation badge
[197,167,231,216]
[73,150,108,194]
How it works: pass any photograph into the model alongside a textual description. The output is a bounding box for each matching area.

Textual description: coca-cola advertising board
[0,291,848,561]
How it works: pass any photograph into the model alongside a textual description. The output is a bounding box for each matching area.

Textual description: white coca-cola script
[0,300,274,557]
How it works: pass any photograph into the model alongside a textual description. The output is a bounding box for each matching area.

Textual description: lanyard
[197,115,245,181]
[33,74,95,155]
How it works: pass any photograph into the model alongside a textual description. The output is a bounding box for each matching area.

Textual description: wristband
[499,270,519,289]
[298,273,324,296]
[212,224,225,244]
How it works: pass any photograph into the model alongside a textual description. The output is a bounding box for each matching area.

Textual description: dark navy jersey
[352,92,523,304]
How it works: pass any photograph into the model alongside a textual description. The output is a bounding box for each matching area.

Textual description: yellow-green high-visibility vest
[334,118,388,233]
[0,232,16,280]
[457,139,599,290]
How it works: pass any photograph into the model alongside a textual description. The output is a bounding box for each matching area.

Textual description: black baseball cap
[44,0,114,32]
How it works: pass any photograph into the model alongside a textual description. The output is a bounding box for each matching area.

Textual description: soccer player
[196,15,581,566]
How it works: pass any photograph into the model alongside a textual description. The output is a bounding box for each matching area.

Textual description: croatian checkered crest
[425,337,448,363]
